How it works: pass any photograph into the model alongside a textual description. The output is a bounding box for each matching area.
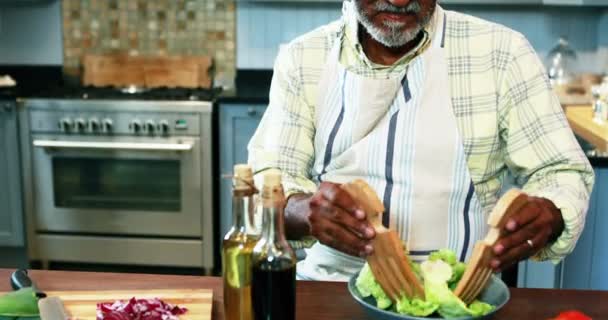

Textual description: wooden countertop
[0,269,606,319]
[566,105,608,152]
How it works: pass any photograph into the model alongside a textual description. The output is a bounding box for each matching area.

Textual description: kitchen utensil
[454,189,527,304]
[341,179,424,300]
[349,272,510,320]
[10,269,70,320]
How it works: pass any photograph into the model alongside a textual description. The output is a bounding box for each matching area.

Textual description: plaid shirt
[248,1,594,262]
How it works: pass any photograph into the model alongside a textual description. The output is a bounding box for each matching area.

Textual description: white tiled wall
[237,3,607,72]
[0,1,63,65]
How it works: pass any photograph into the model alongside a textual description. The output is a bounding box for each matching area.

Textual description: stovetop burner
[35,85,222,101]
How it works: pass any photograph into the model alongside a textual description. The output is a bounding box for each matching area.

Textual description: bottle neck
[232,189,256,233]
[260,186,287,243]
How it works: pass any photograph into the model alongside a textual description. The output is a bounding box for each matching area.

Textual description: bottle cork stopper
[263,169,282,187]
[233,164,253,189]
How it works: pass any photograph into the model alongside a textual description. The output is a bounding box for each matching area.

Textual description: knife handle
[11,269,47,298]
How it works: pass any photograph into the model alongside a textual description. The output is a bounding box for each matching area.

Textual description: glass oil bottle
[223,164,259,320]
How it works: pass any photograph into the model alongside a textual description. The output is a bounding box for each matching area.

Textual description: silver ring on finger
[526,239,534,249]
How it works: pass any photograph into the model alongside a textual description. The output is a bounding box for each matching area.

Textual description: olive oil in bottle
[251,169,297,320]
[223,164,259,320]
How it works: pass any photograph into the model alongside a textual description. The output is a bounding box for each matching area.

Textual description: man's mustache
[373,1,422,14]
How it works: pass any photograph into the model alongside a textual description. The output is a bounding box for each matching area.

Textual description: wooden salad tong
[342,179,424,300]
[454,189,528,304]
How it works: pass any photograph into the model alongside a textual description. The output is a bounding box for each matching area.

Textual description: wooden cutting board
[13,289,212,320]
[82,54,213,88]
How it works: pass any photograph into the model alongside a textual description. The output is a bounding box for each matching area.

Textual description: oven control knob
[158,120,170,135]
[102,118,113,133]
[74,118,87,132]
[130,119,142,133]
[89,118,100,132]
[145,120,156,133]
[58,118,72,132]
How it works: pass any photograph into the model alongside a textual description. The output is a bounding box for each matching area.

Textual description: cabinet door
[589,167,608,290]
[560,166,608,290]
[0,101,24,247]
[517,260,562,289]
[561,168,600,289]
[219,104,266,239]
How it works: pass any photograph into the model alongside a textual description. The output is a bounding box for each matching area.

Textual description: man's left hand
[491,196,564,272]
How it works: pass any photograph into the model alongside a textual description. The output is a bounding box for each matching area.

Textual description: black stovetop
[33,85,222,101]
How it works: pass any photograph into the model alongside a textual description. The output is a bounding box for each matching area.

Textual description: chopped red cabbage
[97,297,188,320]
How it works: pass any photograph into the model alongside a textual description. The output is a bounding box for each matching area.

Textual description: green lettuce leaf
[0,288,39,317]
[468,300,495,316]
[448,262,466,290]
[421,259,496,318]
[424,280,471,318]
[409,259,423,282]
[396,297,438,317]
[429,249,458,266]
[356,263,392,309]
[421,260,472,318]
[357,248,496,319]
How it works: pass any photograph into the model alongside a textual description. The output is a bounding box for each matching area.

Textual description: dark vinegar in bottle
[251,169,297,320]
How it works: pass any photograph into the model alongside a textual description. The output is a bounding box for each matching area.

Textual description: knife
[10,269,70,320]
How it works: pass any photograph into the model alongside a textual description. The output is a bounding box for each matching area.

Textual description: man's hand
[285,182,376,257]
[491,196,564,272]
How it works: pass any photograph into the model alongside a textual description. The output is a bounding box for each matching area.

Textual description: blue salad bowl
[348,273,510,320]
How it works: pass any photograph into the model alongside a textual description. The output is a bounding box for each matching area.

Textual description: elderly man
[248,0,594,281]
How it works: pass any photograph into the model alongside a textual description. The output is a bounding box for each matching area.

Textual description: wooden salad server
[454,189,528,304]
[342,179,424,300]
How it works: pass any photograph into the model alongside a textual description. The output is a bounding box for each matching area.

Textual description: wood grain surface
[34,289,211,320]
[0,269,607,319]
[566,106,608,152]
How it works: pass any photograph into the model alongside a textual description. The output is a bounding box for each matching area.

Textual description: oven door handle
[33,140,194,152]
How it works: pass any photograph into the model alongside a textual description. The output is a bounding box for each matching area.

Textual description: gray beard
[354,1,432,48]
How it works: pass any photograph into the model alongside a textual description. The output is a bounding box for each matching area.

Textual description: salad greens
[355,248,495,319]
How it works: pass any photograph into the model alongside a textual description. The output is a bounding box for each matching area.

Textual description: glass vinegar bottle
[251,169,297,320]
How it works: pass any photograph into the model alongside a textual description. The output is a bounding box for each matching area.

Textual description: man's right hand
[285,182,376,257]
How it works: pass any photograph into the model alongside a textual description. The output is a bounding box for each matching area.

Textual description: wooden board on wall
[83,54,213,88]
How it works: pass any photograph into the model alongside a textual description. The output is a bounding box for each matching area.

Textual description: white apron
[296,8,487,282]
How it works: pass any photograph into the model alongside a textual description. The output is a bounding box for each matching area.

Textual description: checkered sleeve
[247,45,318,198]
[498,34,595,263]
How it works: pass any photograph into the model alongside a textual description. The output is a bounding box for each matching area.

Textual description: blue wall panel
[236,2,341,69]
[0,0,63,65]
[237,3,603,70]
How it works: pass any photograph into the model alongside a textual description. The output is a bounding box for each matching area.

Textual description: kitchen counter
[566,106,608,152]
[564,105,608,167]
[0,269,606,319]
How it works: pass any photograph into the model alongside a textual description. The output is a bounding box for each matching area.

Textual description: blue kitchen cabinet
[219,103,267,239]
[519,165,608,290]
[0,100,24,248]
[562,166,608,290]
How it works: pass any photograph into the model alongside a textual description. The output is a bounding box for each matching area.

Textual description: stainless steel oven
[19,99,214,271]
